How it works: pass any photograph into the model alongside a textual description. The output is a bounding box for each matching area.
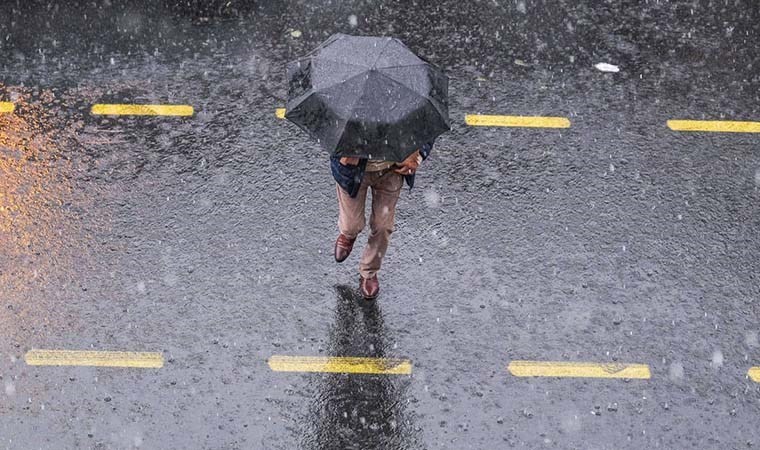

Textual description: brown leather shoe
[359,275,379,300]
[334,234,356,263]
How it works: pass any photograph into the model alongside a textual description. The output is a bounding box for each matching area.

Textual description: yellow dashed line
[748,367,760,383]
[465,114,570,128]
[25,349,164,368]
[275,108,286,119]
[0,102,15,113]
[91,104,194,116]
[667,119,760,133]
[508,360,651,379]
[268,355,412,375]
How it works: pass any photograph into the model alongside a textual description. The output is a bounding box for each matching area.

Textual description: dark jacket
[330,142,434,198]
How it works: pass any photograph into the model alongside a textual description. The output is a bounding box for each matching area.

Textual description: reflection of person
[302,285,418,450]
[330,142,434,300]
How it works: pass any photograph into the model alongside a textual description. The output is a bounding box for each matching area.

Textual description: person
[330,142,434,300]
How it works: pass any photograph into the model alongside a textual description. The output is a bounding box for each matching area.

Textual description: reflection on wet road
[0,92,84,349]
[301,286,419,450]
[268,355,412,375]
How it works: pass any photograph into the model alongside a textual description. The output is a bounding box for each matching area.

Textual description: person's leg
[336,181,368,239]
[359,171,404,279]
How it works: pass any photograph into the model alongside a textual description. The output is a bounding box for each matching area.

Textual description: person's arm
[393,143,432,175]
[339,156,360,165]
[419,141,433,160]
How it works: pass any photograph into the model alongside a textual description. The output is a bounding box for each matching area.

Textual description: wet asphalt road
[1,1,760,449]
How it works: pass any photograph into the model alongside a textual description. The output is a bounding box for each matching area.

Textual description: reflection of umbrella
[285,33,450,162]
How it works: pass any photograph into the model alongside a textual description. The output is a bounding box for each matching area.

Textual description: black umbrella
[285,33,450,162]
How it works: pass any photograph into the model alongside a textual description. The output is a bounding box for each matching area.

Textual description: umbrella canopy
[285,33,450,162]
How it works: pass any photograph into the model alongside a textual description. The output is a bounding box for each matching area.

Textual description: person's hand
[393,150,422,175]
[339,156,360,166]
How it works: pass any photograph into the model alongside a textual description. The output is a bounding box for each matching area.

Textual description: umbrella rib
[314,57,369,70]
[288,90,315,111]
[423,93,448,128]
[371,38,395,69]
[332,74,372,154]
[313,71,370,97]
[420,95,450,133]
[288,72,368,112]
[373,70,448,124]
[375,61,429,70]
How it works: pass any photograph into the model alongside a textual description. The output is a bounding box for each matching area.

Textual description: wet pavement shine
[1,1,759,449]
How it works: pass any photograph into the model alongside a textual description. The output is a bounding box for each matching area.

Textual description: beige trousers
[336,169,404,279]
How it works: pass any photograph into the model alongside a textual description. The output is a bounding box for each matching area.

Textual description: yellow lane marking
[268,355,412,375]
[749,367,760,383]
[91,104,194,116]
[275,108,286,119]
[667,120,760,133]
[0,102,15,113]
[465,114,570,128]
[508,360,651,379]
[25,350,164,368]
